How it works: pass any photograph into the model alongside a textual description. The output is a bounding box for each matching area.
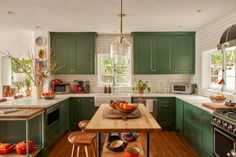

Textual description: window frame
[201,47,236,94]
[97,54,131,87]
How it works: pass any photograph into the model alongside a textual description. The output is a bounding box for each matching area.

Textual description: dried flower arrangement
[0,49,62,87]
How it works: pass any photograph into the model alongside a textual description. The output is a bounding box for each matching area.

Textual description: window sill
[204,88,235,96]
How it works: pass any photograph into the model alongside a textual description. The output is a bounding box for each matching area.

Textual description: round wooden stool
[78,120,90,132]
[68,131,96,157]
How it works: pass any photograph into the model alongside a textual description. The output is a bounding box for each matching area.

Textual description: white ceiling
[0,0,236,33]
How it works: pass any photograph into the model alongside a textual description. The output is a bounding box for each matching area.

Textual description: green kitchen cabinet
[51,32,97,75]
[201,110,213,157]
[175,99,184,134]
[184,102,202,153]
[173,34,195,74]
[133,32,195,74]
[59,99,70,133]
[157,97,175,130]
[70,97,97,130]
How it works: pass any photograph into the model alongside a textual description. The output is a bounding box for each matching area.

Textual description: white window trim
[201,47,236,94]
[97,54,131,87]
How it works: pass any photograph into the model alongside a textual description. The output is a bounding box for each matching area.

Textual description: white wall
[191,9,236,96]
[0,30,34,96]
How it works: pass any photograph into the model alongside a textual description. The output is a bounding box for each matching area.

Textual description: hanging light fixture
[110,0,131,63]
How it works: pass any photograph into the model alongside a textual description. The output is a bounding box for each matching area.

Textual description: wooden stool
[78,120,90,132]
[68,131,96,157]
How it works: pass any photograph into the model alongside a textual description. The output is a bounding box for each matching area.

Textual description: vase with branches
[0,49,62,98]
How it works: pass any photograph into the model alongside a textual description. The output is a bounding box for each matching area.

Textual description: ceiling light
[196,9,203,13]
[7,11,14,14]
[110,0,131,63]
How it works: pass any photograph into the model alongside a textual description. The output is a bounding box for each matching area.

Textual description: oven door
[47,106,60,129]
[214,127,236,157]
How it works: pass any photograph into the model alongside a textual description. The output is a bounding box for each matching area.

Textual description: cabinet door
[201,111,213,157]
[133,35,156,74]
[173,34,195,74]
[75,34,96,74]
[51,34,75,74]
[157,97,175,130]
[60,99,70,133]
[70,98,81,130]
[80,97,97,120]
[184,102,202,153]
[176,99,184,134]
[155,36,173,74]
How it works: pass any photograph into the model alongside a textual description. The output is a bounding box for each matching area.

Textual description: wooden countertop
[0,108,45,119]
[85,104,161,133]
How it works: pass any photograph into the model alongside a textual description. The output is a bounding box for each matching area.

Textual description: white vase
[32,86,43,99]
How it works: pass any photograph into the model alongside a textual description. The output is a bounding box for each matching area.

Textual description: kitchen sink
[95,93,131,107]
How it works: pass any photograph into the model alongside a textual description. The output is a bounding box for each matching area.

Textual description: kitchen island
[85,103,161,157]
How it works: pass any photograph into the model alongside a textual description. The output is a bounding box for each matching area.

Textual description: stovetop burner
[214,109,236,123]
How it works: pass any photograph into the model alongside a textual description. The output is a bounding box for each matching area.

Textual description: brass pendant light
[110,0,131,63]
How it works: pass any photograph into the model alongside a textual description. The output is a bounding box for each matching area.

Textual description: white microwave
[172,83,194,94]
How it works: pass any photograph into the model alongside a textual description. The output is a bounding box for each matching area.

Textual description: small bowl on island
[115,103,138,114]
[210,94,226,103]
[41,92,55,100]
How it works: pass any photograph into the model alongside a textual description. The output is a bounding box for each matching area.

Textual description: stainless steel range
[212,109,236,157]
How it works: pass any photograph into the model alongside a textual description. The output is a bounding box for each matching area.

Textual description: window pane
[225,48,235,90]
[116,55,127,65]
[210,52,222,88]
[117,66,128,74]
[101,66,112,74]
[101,75,112,84]
[101,56,112,65]
[116,75,129,84]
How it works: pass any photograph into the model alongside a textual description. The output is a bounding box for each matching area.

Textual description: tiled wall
[192,9,236,96]
[52,34,192,93]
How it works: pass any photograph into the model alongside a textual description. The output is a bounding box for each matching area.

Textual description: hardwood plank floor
[48,130,200,157]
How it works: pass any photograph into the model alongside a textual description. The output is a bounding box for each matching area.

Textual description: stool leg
[91,143,96,157]
[84,146,89,157]
[76,146,80,157]
[71,145,76,157]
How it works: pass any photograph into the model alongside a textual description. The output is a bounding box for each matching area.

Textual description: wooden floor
[48,130,200,157]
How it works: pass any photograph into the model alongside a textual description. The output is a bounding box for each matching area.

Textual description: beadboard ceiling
[0,0,236,32]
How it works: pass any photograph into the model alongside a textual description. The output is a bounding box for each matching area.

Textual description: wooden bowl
[210,94,226,103]
[107,140,127,152]
[109,100,128,109]
[41,95,55,100]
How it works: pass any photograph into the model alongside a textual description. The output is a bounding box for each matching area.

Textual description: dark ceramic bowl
[107,140,127,152]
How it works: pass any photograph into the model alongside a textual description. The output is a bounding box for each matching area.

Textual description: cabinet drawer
[158,97,175,104]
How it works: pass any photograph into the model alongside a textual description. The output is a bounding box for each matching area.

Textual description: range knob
[228,125,233,131]
[233,128,236,135]
[213,118,218,123]
[223,123,228,129]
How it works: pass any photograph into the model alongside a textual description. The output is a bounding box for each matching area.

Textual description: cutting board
[102,107,142,120]
[202,103,236,110]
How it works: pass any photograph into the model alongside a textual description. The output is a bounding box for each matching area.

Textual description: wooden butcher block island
[85,104,161,157]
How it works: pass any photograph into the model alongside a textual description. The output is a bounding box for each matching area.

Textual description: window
[202,47,236,93]
[98,54,131,87]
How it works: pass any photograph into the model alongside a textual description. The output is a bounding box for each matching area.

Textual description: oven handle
[47,105,59,114]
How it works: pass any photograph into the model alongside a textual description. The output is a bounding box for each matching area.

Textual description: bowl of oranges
[41,92,55,100]
[115,102,138,114]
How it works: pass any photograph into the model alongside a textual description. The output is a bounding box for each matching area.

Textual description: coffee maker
[78,81,84,93]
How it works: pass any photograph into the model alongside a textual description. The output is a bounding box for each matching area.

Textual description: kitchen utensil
[115,103,138,114]
[123,132,138,142]
[210,94,226,103]
[16,141,34,154]
[0,143,14,154]
[124,146,140,157]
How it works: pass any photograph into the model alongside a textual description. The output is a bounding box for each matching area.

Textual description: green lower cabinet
[184,102,202,153]
[70,97,97,130]
[60,99,70,133]
[201,110,213,157]
[157,97,175,130]
[175,99,184,134]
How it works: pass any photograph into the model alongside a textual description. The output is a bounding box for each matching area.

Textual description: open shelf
[0,147,42,157]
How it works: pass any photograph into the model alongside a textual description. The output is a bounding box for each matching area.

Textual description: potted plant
[24,78,31,96]
[135,80,150,94]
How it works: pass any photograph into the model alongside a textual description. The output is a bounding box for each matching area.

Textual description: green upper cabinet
[50,32,97,75]
[132,32,195,74]
[133,35,154,74]
[173,34,195,74]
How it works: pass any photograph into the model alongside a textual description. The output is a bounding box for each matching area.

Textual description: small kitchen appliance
[171,83,194,94]
[212,109,236,157]
[51,79,70,94]
[78,81,84,93]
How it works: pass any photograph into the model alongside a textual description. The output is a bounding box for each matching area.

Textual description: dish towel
[146,99,153,112]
